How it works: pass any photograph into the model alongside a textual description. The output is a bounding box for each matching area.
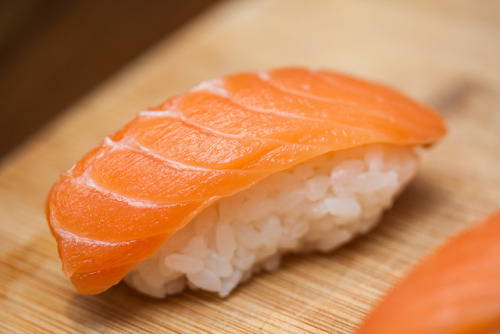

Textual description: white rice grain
[164,254,204,274]
[187,269,222,292]
[324,198,362,219]
[205,250,233,278]
[215,223,237,260]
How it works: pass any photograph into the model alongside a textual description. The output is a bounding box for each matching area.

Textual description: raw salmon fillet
[356,211,500,334]
[46,67,446,294]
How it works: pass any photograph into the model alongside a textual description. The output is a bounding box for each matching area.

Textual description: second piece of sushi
[46,67,446,297]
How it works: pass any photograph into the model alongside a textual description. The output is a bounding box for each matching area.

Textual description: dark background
[0,0,219,158]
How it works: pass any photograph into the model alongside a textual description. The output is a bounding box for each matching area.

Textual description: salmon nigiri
[46,67,446,297]
[356,211,500,334]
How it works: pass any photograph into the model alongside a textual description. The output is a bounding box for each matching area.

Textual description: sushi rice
[124,144,417,298]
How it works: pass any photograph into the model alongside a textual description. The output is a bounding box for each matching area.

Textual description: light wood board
[1,0,499,332]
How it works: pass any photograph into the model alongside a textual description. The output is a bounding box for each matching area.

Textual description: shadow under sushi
[66,277,247,332]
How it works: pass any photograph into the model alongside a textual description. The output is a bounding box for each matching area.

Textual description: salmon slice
[356,211,500,334]
[46,67,446,294]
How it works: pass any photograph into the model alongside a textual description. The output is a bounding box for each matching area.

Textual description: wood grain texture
[1,0,499,332]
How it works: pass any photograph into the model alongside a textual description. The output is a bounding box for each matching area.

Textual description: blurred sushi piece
[357,211,500,334]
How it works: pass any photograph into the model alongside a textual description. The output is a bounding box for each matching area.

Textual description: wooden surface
[0,0,219,157]
[1,0,499,332]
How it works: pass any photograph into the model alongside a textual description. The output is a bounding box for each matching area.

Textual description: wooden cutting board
[1,0,499,332]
